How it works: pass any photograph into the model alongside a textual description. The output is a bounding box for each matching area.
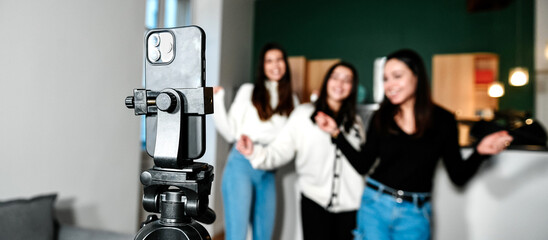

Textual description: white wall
[0,0,145,234]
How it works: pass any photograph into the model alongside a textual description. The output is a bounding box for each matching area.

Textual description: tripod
[134,163,215,240]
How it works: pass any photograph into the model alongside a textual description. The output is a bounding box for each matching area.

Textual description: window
[145,0,192,29]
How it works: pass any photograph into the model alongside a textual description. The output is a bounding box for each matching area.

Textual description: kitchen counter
[433,148,548,240]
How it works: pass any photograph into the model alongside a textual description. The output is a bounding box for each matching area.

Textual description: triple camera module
[147,31,175,64]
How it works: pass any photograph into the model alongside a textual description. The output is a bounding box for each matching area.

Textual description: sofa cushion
[0,194,57,240]
[58,225,134,240]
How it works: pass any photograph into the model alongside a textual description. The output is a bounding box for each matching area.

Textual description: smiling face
[383,58,418,106]
[327,65,354,104]
[263,49,286,81]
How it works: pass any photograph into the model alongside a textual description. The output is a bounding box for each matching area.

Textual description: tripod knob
[125,89,151,115]
[156,92,177,112]
[125,96,135,109]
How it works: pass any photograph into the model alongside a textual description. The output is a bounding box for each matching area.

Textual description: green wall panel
[253,0,535,115]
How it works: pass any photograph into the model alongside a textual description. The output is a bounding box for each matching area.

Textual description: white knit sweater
[247,103,366,212]
[213,81,298,144]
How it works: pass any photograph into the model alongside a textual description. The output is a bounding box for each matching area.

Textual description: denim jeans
[353,178,432,240]
[222,146,276,240]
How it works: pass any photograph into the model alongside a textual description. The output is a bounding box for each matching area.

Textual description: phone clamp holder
[126,87,215,240]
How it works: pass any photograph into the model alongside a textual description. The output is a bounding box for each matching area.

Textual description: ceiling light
[488,82,504,98]
[509,67,529,86]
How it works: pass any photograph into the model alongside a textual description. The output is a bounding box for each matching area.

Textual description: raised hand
[236,134,254,156]
[476,130,514,155]
[213,86,224,94]
[314,111,340,137]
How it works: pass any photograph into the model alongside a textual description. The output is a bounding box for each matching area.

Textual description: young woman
[314,49,513,240]
[213,43,298,240]
[237,62,366,240]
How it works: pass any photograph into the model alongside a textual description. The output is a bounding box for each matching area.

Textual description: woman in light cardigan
[237,62,365,240]
[213,43,298,240]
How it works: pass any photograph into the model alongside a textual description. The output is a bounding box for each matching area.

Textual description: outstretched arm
[315,111,378,175]
[443,116,513,186]
[237,110,300,170]
[476,130,513,155]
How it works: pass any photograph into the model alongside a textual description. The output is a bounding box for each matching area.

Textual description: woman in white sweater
[213,43,298,240]
[237,62,365,240]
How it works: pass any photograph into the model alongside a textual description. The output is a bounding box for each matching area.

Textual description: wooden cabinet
[288,56,339,103]
[432,53,499,145]
[288,56,307,102]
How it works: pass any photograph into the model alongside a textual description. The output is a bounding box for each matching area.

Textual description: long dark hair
[375,49,433,136]
[313,62,359,132]
[252,43,294,121]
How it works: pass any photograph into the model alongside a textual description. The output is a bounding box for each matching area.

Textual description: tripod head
[125,26,215,240]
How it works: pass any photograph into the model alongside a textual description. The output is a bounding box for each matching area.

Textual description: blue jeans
[353,178,432,240]
[222,146,276,240]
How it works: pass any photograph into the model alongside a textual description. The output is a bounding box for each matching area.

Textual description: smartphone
[144,26,206,162]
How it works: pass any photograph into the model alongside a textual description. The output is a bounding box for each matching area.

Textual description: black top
[335,105,489,192]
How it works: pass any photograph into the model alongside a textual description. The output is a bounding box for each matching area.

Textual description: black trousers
[301,194,357,240]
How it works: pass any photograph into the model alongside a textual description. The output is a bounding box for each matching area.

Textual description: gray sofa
[58,224,133,240]
[0,194,133,240]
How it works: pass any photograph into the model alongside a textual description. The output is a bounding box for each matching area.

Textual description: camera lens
[148,48,161,62]
[148,33,160,47]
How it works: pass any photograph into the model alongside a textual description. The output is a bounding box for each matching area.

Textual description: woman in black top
[314,49,513,240]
